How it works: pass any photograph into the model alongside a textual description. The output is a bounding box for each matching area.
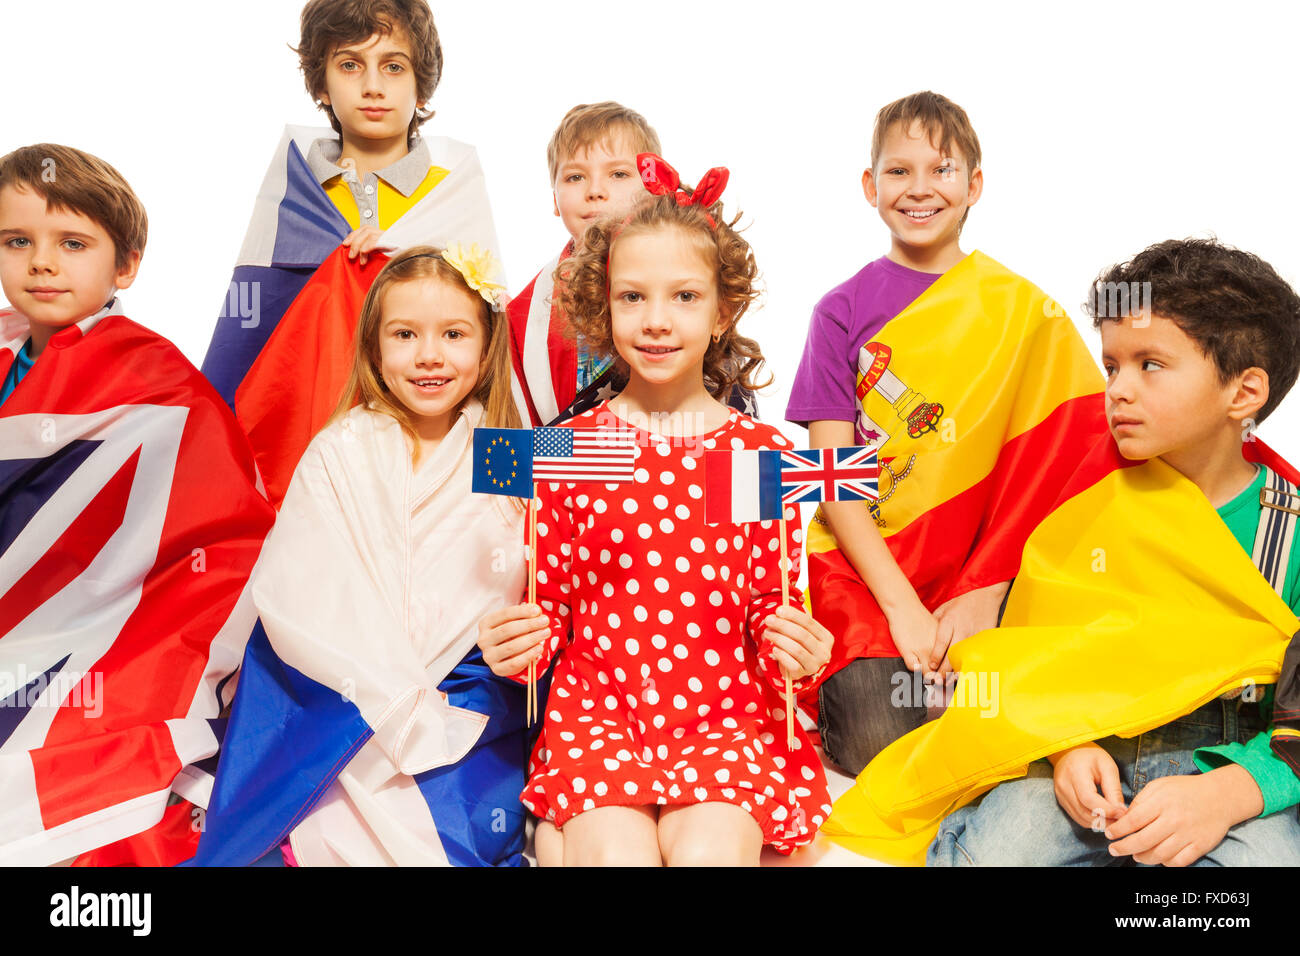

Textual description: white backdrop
[2,0,1297,461]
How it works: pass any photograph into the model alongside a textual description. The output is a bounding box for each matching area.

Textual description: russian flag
[704,449,783,524]
[186,626,531,867]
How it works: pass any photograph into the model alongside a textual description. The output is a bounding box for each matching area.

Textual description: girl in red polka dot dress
[478,155,834,865]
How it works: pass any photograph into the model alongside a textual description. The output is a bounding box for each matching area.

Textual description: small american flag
[779,446,880,504]
[534,427,637,482]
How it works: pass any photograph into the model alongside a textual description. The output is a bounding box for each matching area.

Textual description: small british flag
[779,446,880,505]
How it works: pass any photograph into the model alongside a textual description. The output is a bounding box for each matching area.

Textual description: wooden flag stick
[528,483,538,727]
[779,513,795,749]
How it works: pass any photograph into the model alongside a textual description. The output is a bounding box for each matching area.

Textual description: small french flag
[704,449,783,524]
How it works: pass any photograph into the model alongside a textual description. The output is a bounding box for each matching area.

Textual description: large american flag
[780,446,880,505]
[533,427,637,482]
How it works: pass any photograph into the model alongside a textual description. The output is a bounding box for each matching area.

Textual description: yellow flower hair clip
[441,241,506,311]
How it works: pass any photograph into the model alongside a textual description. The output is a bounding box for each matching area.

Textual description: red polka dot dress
[517,402,832,853]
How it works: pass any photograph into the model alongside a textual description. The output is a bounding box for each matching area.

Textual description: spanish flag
[804,251,1112,681]
[821,437,1300,865]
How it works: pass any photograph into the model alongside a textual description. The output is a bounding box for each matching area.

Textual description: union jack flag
[779,446,880,505]
[0,304,272,866]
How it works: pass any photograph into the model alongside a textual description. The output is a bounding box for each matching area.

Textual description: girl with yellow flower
[228,244,532,866]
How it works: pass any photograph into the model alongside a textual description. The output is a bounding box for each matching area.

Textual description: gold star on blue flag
[472,428,533,496]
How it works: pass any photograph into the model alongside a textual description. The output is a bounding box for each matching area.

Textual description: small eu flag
[473,428,533,496]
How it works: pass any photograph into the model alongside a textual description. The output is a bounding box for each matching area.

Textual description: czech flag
[200,125,501,507]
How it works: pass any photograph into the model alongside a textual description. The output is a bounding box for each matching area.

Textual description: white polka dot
[709,591,723,606]
[654,577,670,593]
[673,694,688,710]
[607,612,621,628]
[653,714,666,729]
[598,635,612,651]
[655,442,672,457]
[536,569,548,584]
[673,644,689,660]
[718,675,731,690]
[624,780,638,796]
[660,471,675,485]
[674,504,690,520]
[592,499,607,513]
[626,579,640,595]
[658,608,674,624]
[688,677,703,693]
[688,484,703,499]
[704,649,720,666]
[633,605,648,622]
[536,521,549,537]
[686,622,701,638]
[573,777,587,793]
[576,494,589,508]
[690,537,706,554]
[599,549,611,563]
[702,565,716,580]
[651,634,667,649]
[680,592,696,607]
[604,695,618,710]
[603,757,620,771]
[657,658,673,673]
[625,637,639,655]
[653,494,669,510]
[634,467,650,483]
[730,437,746,450]
[683,455,698,470]
[638,522,653,539]
[714,538,728,554]
[622,498,638,514]
[619,553,633,569]
[610,528,623,543]
[659,518,674,533]
[602,582,614,598]
[647,551,662,566]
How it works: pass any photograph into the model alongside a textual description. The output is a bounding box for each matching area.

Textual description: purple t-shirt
[786,257,941,428]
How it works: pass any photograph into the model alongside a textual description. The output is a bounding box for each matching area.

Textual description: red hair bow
[637,153,729,212]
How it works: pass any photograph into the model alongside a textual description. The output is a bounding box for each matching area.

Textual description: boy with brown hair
[509,101,660,426]
[0,144,272,865]
[790,91,1109,774]
[201,0,500,506]
[509,101,756,426]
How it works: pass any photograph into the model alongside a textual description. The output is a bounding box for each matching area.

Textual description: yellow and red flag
[804,251,1112,686]
[821,437,1300,865]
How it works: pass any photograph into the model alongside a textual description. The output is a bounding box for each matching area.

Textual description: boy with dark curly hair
[926,238,1300,866]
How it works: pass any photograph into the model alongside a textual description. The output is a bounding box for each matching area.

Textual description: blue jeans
[928,697,1300,866]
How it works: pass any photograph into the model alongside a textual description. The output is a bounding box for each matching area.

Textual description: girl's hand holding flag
[478,604,551,678]
[761,605,834,680]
